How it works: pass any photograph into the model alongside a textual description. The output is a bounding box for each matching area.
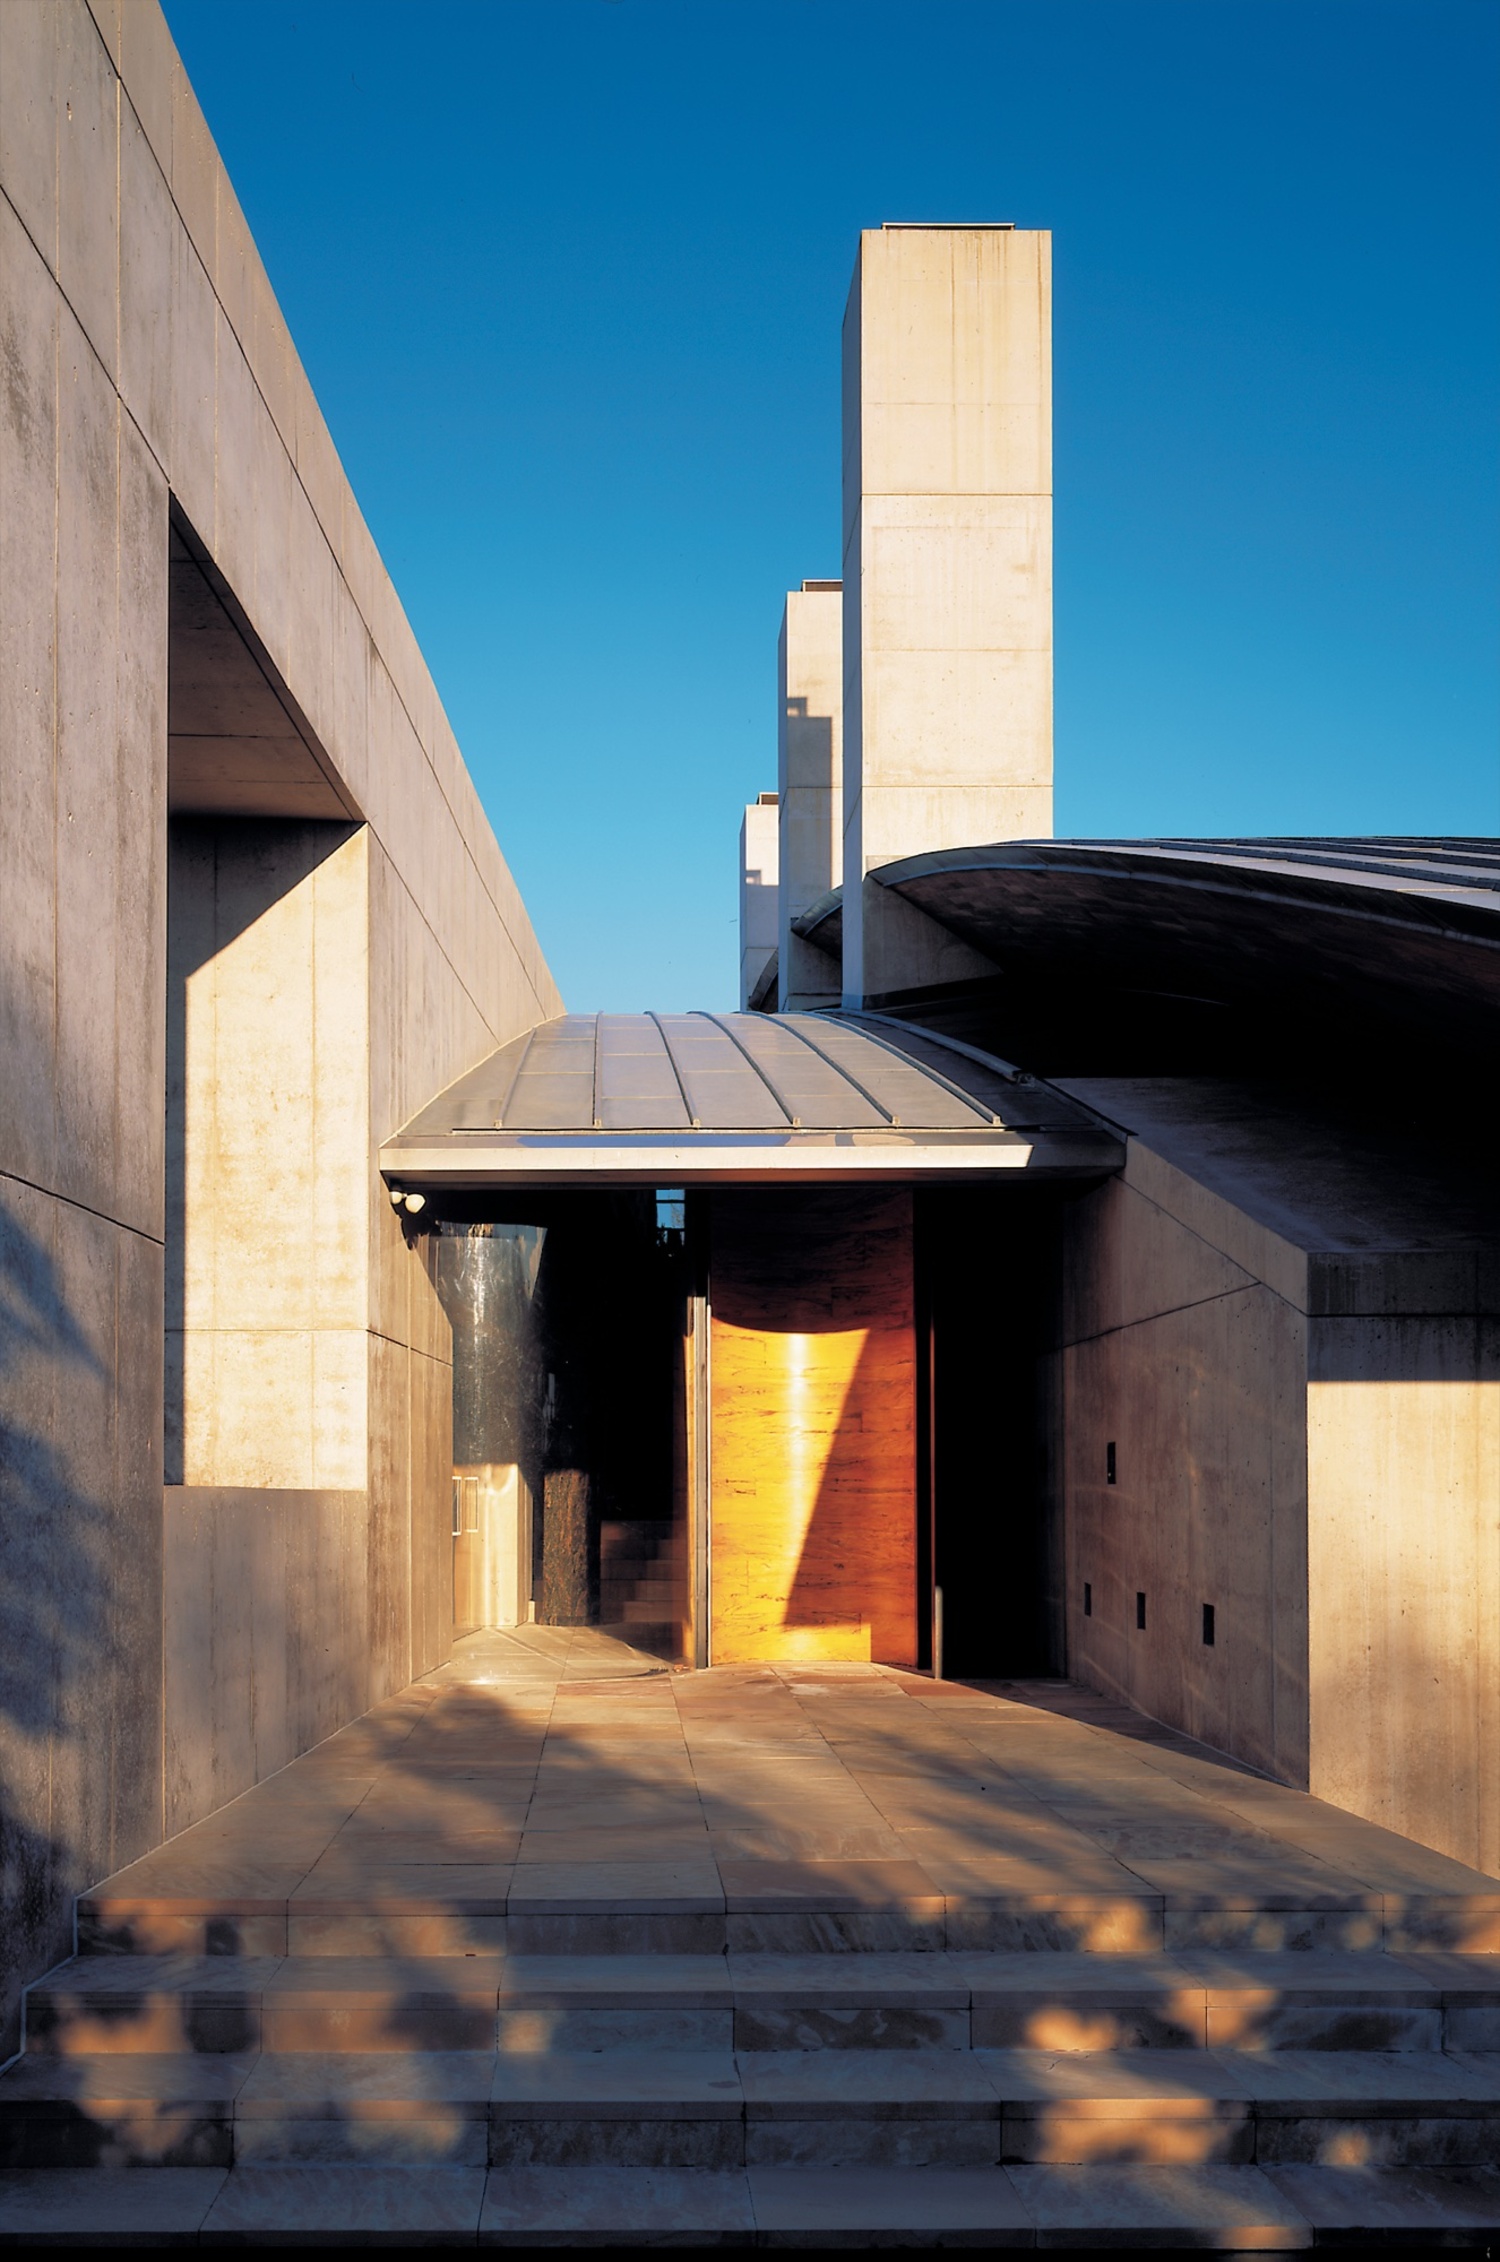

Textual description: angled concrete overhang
[792,885,844,960]
[381,1012,1123,1189]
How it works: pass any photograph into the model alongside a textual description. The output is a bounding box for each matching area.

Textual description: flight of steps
[4,1883,1500,2242]
[598,1520,684,1661]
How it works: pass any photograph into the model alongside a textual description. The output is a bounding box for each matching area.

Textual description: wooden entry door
[708,1187,917,1665]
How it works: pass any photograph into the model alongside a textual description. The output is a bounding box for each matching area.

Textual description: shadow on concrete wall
[0,1183,111,2057]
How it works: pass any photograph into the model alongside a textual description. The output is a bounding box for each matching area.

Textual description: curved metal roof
[874,836,1500,1041]
[381,1012,1121,1188]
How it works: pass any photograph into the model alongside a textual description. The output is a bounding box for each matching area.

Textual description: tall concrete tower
[777,581,843,1011]
[738,793,780,1008]
[841,224,1053,1007]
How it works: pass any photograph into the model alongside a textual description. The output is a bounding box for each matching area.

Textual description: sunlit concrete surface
[841,224,1054,1006]
[777,582,843,1013]
[739,797,781,1010]
[5,1630,1500,2243]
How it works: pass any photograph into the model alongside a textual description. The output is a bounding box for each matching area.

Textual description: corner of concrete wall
[1058,1156,1311,1787]
[1062,1120,1500,1874]
[1306,1304,1500,1872]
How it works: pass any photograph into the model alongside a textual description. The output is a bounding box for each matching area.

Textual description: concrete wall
[841,225,1052,1006]
[1308,1315,1500,1870]
[1058,1151,1311,1787]
[1057,1079,1500,1871]
[0,0,560,2048]
[777,584,842,1011]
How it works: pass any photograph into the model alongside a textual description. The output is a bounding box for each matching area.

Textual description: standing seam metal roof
[380,1012,1121,1185]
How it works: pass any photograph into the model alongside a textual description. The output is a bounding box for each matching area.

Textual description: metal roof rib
[646,1010,700,1128]
[767,1014,902,1126]
[691,1011,798,1125]
[491,1025,536,1130]
[723,1014,887,1129]
[814,1013,1006,1125]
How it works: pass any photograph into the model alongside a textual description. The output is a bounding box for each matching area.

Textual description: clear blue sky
[162,0,1499,1011]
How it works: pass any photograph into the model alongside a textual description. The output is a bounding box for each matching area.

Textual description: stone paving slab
[76,1646,1500,1952]
[478,2165,756,2245]
[738,2051,998,2119]
[200,2162,488,2240]
[489,2052,743,2117]
[1008,2160,1316,2245]
[0,2166,229,2242]
[1264,2161,1500,2240]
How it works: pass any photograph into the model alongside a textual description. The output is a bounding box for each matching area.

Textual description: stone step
[597,1583,675,1611]
[23,1952,1500,2059]
[73,1864,1500,1960]
[1,2157,1499,2247]
[5,2046,1500,2173]
[598,1530,681,1567]
[621,1586,680,1614]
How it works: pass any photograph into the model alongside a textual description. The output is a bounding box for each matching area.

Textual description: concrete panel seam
[0,183,117,422]
[369,850,554,1108]
[365,683,556,1011]
[367,1325,452,1363]
[1,1164,165,1248]
[1061,1281,1292,1352]
[1124,1144,1309,1311]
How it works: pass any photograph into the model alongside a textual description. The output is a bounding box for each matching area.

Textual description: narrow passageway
[4,1632,1500,2242]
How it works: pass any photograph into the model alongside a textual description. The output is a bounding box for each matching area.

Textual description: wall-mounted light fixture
[387,1183,431,1242]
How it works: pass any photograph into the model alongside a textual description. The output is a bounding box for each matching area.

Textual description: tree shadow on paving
[0,1183,129,2065]
[16,1630,1500,2173]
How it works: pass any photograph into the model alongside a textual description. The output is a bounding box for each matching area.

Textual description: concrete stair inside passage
[597,1518,685,1661]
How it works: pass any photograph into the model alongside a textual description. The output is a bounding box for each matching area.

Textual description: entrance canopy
[380,1012,1123,1189]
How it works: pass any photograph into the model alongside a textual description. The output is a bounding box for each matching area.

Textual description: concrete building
[0,0,557,2051]
[737,793,779,1009]
[3,21,1499,2233]
[840,224,1053,1007]
[777,580,843,1011]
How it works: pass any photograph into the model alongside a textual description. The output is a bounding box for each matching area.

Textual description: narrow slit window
[1202,1602,1216,1646]
[1106,1441,1117,1485]
[1135,1591,1146,1631]
[1083,1581,1092,1618]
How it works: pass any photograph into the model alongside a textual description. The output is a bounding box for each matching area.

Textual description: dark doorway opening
[434,1190,688,1656]
[916,1186,1064,1680]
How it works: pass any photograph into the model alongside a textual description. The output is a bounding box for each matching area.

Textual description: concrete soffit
[168,507,362,823]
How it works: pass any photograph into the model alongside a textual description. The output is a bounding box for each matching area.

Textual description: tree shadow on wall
[0,1184,116,2059]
